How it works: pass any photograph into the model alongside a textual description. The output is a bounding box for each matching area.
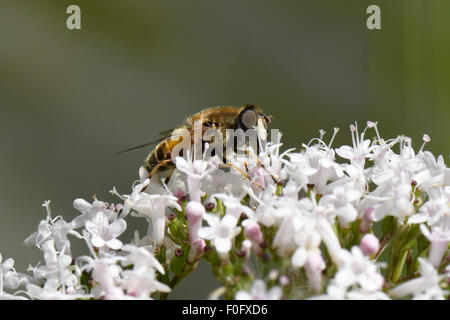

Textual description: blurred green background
[0,0,448,299]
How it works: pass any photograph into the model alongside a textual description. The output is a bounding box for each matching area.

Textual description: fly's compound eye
[238,107,258,130]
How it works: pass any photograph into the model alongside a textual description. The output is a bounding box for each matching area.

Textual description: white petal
[198,227,215,240]
[336,146,354,160]
[291,248,307,268]
[109,219,127,238]
[235,291,252,300]
[203,213,219,228]
[85,221,100,235]
[408,214,428,224]
[4,272,20,289]
[57,254,72,268]
[390,277,430,298]
[91,235,106,248]
[215,237,231,253]
[106,239,123,250]
[73,198,92,212]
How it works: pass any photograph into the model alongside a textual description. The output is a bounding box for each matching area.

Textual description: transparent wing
[116,129,175,155]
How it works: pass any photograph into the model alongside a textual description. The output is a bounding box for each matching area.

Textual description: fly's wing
[116,138,164,155]
[158,129,175,137]
[116,127,195,155]
[116,129,175,155]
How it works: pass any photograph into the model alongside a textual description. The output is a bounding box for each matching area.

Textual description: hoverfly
[119,104,272,182]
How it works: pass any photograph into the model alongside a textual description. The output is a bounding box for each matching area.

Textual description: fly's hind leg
[147,160,174,180]
[244,149,280,183]
[220,162,265,191]
[163,167,176,185]
[142,160,174,193]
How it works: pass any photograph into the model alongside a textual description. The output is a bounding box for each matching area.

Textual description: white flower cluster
[0,122,449,300]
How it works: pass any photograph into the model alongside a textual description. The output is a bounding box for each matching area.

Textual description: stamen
[355,122,360,146]
[319,129,326,140]
[109,186,126,201]
[371,121,382,145]
[419,134,431,153]
[350,124,356,148]
[328,127,339,148]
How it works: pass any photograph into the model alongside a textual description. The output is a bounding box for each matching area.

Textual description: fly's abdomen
[144,140,174,174]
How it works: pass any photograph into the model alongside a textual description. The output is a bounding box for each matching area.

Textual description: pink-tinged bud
[360,206,375,233]
[269,269,279,281]
[241,240,252,261]
[360,234,380,256]
[185,201,205,242]
[244,222,263,244]
[188,239,206,263]
[174,188,186,200]
[175,248,184,257]
[279,275,290,287]
[304,253,325,293]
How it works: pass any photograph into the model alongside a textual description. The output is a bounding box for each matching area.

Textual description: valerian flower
[312,246,388,300]
[198,214,241,261]
[85,211,126,251]
[119,244,170,298]
[121,268,170,299]
[175,151,216,203]
[120,244,165,275]
[72,198,117,228]
[27,239,79,290]
[335,122,374,170]
[212,193,254,220]
[235,279,282,300]
[26,279,89,300]
[24,201,82,255]
[408,189,450,226]
[185,201,205,242]
[389,258,447,299]
[419,225,450,268]
[123,179,181,245]
[0,254,24,299]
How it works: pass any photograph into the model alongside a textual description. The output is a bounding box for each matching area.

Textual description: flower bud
[360,234,380,256]
[175,248,184,257]
[304,253,325,293]
[186,201,205,242]
[188,239,206,263]
[244,222,264,256]
[360,206,375,233]
[241,240,252,261]
[269,269,279,281]
[244,222,263,245]
[173,188,186,200]
[279,275,290,287]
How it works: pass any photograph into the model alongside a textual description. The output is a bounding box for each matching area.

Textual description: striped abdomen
[144,133,186,177]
